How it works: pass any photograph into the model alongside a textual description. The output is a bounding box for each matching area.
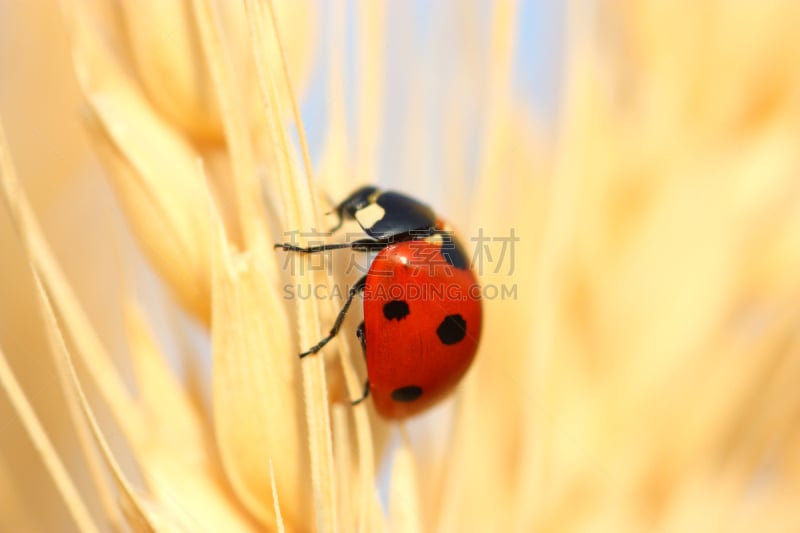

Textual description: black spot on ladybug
[391,385,423,402]
[436,314,467,345]
[383,300,410,321]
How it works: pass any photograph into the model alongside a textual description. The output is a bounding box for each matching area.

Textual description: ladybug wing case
[362,240,482,419]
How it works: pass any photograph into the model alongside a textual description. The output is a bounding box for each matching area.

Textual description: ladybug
[276,186,482,418]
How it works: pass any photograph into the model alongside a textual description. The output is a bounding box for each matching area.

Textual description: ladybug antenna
[327,206,344,234]
[320,191,346,233]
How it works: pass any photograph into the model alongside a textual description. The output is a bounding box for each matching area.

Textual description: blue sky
[297,1,564,194]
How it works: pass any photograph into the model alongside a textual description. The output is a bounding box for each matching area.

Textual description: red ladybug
[277,186,482,418]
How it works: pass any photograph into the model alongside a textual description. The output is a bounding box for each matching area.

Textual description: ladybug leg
[274,238,387,254]
[356,321,366,355]
[299,276,367,358]
[351,321,369,405]
[351,379,370,406]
